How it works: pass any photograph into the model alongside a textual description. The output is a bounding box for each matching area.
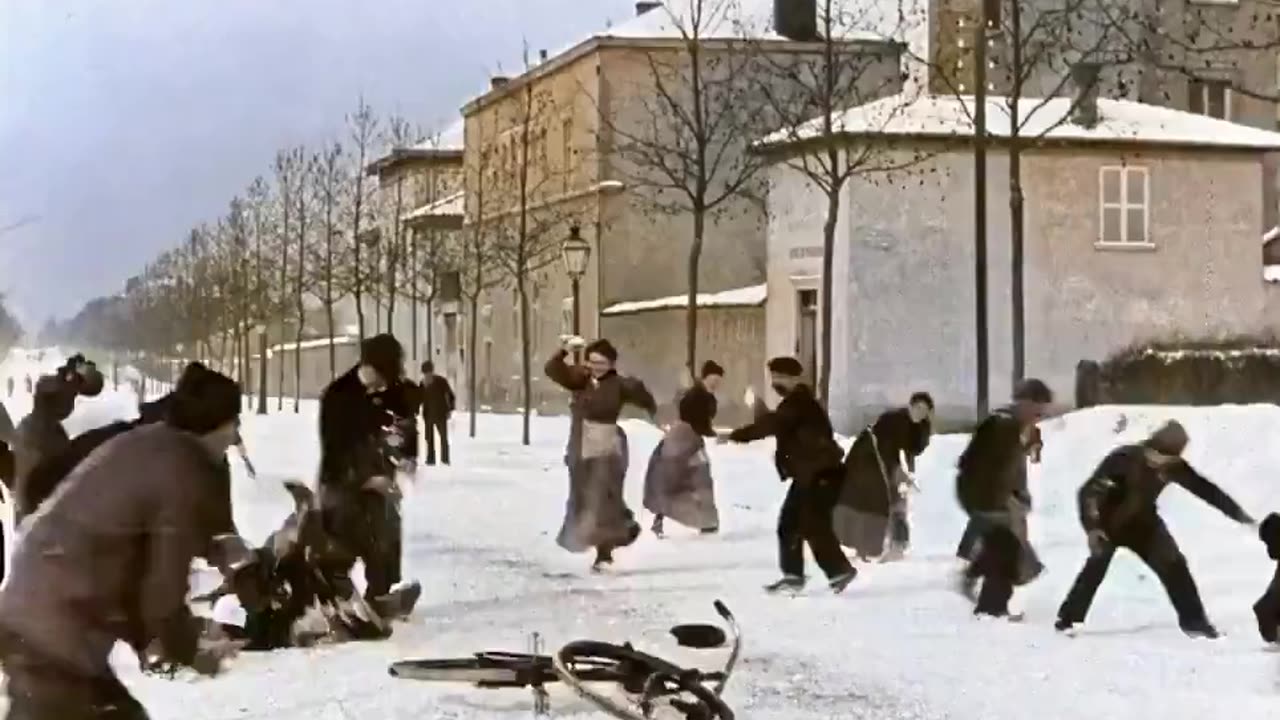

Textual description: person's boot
[829,568,858,594]
[1054,617,1076,634]
[764,575,805,594]
[700,526,719,535]
[880,544,907,563]
[651,516,665,539]
[591,548,614,572]
[955,568,980,602]
[1180,619,1220,639]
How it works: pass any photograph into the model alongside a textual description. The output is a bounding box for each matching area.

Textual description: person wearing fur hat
[1055,420,1253,638]
[955,379,1054,619]
[724,356,857,594]
[545,335,656,571]
[644,360,724,538]
[317,333,408,604]
[0,365,244,718]
[1253,513,1280,644]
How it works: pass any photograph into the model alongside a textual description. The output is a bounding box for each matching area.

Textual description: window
[1098,166,1150,247]
[1188,78,1232,120]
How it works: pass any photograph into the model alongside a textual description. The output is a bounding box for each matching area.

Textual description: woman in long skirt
[644,361,723,537]
[545,336,656,570]
[833,393,933,561]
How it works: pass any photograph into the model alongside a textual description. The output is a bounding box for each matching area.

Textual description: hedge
[1076,338,1280,407]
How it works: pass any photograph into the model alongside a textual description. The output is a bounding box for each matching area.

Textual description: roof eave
[405,213,465,231]
[758,129,1280,156]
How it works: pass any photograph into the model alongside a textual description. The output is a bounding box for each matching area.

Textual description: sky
[0,0,637,328]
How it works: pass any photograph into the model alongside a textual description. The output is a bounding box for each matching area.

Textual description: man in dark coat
[1055,420,1252,638]
[725,357,857,594]
[0,365,244,719]
[12,375,75,523]
[419,360,455,466]
[319,333,406,605]
[834,391,933,561]
[955,379,1053,618]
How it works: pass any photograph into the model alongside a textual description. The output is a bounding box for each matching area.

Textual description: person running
[645,360,724,538]
[955,379,1053,619]
[833,392,933,561]
[545,335,655,571]
[724,357,857,594]
[1055,420,1253,638]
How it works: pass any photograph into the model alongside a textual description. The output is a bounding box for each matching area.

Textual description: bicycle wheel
[554,641,734,720]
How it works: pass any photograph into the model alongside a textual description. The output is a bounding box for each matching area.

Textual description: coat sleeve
[443,379,456,413]
[139,449,209,668]
[1171,461,1252,524]
[544,350,589,392]
[1078,450,1131,533]
[318,386,361,490]
[730,398,799,443]
[622,377,657,417]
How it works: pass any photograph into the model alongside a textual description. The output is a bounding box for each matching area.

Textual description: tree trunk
[519,279,532,446]
[468,295,479,439]
[387,179,403,332]
[685,209,705,375]
[818,186,839,406]
[294,197,307,413]
[1010,143,1025,386]
[410,227,419,364]
[353,192,366,340]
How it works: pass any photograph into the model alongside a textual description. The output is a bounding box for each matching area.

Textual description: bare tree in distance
[272,148,302,411]
[291,150,317,413]
[346,97,380,339]
[246,175,272,410]
[747,0,925,405]
[460,119,504,439]
[312,141,348,378]
[604,0,771,375]
[494,53,582,446]
[382,115,424,333]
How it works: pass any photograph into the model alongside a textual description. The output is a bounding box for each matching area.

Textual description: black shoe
[829,569,858,594]
[700,526,719,535]
[1054,618,1075,633]
[764,575,805,594]
[1181,621,1220,639]
[651,517,665,538]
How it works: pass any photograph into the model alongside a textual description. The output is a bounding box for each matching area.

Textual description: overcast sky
[0,0,637,327]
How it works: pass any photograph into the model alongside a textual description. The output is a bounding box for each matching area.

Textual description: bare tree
[493,59,580,445]
[748,0,918,404]
[605,0,771,374]
[312,141,348,378]
[273,149,301,411]
[246,175,272,410]
[346,98,380,338]
[291,150,317,413]
[460,123,504,439]
[381,115,423,332]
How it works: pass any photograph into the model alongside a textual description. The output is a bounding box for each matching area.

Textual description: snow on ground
[4,349,1280,718]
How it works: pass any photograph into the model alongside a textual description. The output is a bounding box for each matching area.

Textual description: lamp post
[255,324,268,415]
[560,225,591,363]
[173,343,184,390]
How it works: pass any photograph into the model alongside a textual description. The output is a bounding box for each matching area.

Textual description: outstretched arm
[1171,461,1253,525]
[621,377,657,418]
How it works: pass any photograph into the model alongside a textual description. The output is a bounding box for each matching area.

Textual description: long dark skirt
[833,448,899,557]
[642,423,719,531]
[960,510,1044,586]
[556,425,640,553]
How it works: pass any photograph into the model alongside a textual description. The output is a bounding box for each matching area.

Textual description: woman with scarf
[545,336,656,571]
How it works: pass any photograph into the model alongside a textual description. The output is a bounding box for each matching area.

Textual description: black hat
[360,334,405,382]
[1013,378,1053,404]
[1143,420,1189,457]
[167,363,241,435]
[766,356,804,377]
[700,360,725,378]
[584,338,618,363]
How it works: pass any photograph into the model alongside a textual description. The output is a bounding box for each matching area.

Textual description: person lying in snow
[200,481,421,650]
[1253,513,1280,644]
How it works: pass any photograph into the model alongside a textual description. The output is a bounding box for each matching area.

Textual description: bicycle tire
[390,652,630,688]
[554,640,734,720]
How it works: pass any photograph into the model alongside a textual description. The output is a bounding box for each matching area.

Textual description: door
[796,289,818,387]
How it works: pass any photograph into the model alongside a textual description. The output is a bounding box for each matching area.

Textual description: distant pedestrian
[418,361,455,466]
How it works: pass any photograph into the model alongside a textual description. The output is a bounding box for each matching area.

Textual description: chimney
[539,49,549,63]
[636,1,661,15]
[1070,62,1101,128]
[774,0,817,41]
[490,76,510,90]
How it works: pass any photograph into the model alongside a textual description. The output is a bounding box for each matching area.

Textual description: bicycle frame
[552,600,740,720]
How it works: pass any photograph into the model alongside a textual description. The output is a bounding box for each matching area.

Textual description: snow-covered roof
[1265,226,1279,243]
[412,118,465,153]
[404,191,465,222]
[1266,265,1280,283]
[601,283,766,315]
[598,0,907,44]
[265,335,359,356]
[760,94,1280,151]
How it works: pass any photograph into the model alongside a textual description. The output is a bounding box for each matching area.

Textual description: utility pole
[972,0,991,420]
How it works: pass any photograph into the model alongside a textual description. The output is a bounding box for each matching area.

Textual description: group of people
[544,334,1280,644]
[0,338,462,718]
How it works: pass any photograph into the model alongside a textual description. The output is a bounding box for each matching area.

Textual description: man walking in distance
[419,360,455,466]
[724,357,857,594]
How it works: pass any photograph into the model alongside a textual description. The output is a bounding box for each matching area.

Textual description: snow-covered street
[4,349,1280,719]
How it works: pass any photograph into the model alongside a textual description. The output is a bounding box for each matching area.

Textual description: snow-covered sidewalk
[4,352,1280,719]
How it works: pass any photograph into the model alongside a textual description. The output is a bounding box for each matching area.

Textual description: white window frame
[1190,78,1234,121]
[1097,165,1152,249]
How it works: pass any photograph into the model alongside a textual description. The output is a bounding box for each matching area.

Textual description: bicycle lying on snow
[389,600,740,720]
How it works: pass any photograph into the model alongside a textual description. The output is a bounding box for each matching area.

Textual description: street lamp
[560,225,591,361]
[255,324,268,415]
[174,343,184,388]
